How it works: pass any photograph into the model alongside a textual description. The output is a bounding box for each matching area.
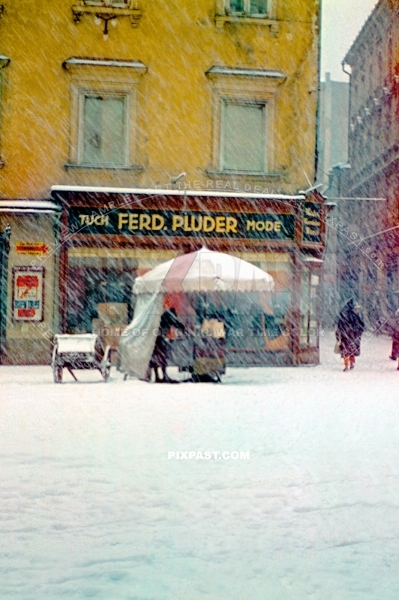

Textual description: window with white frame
[78,93,128,167]
[225,0,269,17]
[220,100,267,172]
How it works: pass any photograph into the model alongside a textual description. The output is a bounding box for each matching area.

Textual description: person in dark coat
[150,308,185,382]
[388,309,399,366]
[336,299,365,371]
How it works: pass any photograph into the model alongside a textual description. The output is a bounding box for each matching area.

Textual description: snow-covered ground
[1,331,399,600]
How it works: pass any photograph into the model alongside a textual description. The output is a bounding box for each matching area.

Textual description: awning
[0,200,61,214]
[50,184,305,202]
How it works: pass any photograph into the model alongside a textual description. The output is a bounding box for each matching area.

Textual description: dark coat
[159,309,185,338]
[388,314,399,342]
[387,313,399,359]
[336,300,365,357]
[150,309,185,369]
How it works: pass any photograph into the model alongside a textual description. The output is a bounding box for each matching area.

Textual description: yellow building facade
[0,0,323,366]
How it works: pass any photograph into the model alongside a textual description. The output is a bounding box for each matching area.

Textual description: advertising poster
[12,267,44,322]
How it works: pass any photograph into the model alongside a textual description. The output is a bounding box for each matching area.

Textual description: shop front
[51,186,326,366]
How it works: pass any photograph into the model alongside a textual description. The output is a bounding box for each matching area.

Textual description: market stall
[118,247,275,381]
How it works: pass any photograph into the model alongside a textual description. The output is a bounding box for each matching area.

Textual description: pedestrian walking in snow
[149,308,185,383]
[335,299,365,371]
[387,308,399,368]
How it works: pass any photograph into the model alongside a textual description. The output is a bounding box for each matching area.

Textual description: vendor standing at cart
[150,308,185,383]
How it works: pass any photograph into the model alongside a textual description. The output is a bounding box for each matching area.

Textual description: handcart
[167,332,226,382]
[52,334,112,383]
[192,336,226,382]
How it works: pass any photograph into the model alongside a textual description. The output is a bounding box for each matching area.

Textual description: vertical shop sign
[12,267,44,321]
[302,202,322,244]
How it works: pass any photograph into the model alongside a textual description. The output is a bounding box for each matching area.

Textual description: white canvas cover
[119,248,275,378]
[118,293,164,379]
[133,247,275,295]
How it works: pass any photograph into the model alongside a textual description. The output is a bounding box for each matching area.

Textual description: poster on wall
[12,266,44,321]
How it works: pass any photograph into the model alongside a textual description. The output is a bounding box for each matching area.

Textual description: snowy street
[1,331,399,600]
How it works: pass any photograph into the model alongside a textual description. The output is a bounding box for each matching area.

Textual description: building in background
[322,163,351,327]
[0,0,325,366]
[317,73,349,326]
[317,73,349,188]
[335,0,399,326]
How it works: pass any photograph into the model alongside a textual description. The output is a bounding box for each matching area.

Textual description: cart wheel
[53,364,63,383]
[102,365,111,381]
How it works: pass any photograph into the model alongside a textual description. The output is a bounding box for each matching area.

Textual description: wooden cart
[192,336,226,382]
[168,335,226,382]
[52,334,112,383]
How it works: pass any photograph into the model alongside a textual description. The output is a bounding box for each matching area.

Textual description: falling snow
[1,1,398,599]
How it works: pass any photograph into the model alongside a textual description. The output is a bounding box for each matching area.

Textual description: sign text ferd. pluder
[69,208,296,241]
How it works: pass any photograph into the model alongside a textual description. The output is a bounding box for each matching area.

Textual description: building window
[64,57,147,170]
[80,94,128,166]
[225,0,269,16]
[206,66,284,177]
[220,101,266,172]
[215,0,276,32]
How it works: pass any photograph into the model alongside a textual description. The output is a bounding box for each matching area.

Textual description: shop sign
[12,267,44,321]
[69,208,295,241]
[16,242,50,256]
[302,202,322,244]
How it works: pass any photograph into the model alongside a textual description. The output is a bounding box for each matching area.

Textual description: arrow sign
[16,242,50,256]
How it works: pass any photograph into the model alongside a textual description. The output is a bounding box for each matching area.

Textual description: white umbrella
[133,247,275,295]
[120,248,275,378]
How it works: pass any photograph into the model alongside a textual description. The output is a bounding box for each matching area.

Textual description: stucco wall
[0,0,320,197]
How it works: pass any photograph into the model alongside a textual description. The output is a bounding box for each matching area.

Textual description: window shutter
[83,96,125,166]
[83,96,102,164]
[222,103,265,172]
[102,97,125,165]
